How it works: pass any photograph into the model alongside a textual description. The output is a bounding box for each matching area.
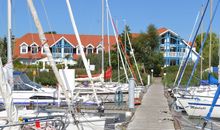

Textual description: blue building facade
[158,28,198,67]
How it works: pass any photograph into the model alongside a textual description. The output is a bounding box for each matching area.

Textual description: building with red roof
[14,33,116,64]
[14,27,198,66]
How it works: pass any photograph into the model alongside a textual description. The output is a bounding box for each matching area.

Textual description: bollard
[129,78,135,109]
[147,75,150,85]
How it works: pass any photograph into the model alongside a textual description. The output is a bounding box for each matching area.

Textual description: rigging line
[127,31,144,85]
[106,0,129,83]
[186,0,220,88]
[40,0,56,43]
[176,0,210,88]
[119,43,133,79]
[173,9,201,87]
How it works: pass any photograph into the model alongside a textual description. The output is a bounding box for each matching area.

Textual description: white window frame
[30,43,39,54]
[96,44,103,54]
[86,45,94,54]
[76,46,84,55]
[20,42,28,54]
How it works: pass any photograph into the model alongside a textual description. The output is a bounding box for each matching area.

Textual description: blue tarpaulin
[212,67,218,73]
[208,73,218,85]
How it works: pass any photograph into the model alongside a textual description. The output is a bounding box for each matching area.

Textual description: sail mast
[127,32,144,85]
[66,0,100,105]
[101,0,104,82]
[7,0,13,87]
[106,1,112,82]
[27,0,72,107]
[106,0,129,82]
[209,0,212,72]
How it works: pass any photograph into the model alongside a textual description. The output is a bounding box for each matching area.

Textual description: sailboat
[174,0,220,118]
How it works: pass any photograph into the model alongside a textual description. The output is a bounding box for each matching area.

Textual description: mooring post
[129,78,135,110]
[147,74,150,85]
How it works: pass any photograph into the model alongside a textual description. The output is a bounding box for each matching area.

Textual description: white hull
[178,97,220,118]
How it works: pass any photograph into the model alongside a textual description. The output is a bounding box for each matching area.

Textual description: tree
[132,24,163,75]
[195,32,218,52]
[146,24,160,51]
[119,25,132,54]
[0,37,7,65]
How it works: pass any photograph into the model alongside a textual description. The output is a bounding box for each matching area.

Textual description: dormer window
[96,45,102,54]
[20,43,28,54]
[86,45,94,54]
[76,46,84,55]
[31,43,38,54]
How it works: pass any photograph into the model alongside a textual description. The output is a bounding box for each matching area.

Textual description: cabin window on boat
[30,96,56,100]
[31,44,38,54]
[20,43,28,54]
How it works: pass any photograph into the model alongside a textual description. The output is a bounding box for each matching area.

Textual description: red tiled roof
[131,27,168,37]
[157,27,168,35]
[14,33,117,59]
[186,41,197,47]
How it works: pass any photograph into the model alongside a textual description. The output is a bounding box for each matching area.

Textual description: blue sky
[0,0,219,40]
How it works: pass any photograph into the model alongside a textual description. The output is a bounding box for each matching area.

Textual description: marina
[1,0,220,130]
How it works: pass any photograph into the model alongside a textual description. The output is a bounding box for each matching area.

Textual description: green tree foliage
[119,25,132,53]
[0,37,7,65]
[132,24,164,76]
[195,32,218,52]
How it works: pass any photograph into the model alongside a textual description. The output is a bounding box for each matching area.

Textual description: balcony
[163,52,185,57]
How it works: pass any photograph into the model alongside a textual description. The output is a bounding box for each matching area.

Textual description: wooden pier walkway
[127,77,175,130]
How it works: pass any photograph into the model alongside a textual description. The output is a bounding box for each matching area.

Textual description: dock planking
[127,77,175,130]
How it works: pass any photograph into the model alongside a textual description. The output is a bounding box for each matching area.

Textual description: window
[77,46,84,55]
[160,47,165,52]
[96,46,102,54]
[41,47,45,54]
[20,44,28,54]
[161,38,165,44]
[64,48,73,53]
[31,44,38,54]
[87,45,94,54]
[170,59,176,66]
[170,47,176,52]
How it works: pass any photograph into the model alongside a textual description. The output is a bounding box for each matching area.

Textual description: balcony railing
[163,52,185,57]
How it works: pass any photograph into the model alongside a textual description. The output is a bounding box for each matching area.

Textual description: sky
[0,0,219,40]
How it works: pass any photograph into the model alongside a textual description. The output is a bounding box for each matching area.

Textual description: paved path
[127,77,175,130]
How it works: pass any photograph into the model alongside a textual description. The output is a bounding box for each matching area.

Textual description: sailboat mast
[106,0,129,82]
[66,0,100,105]
[101,0,105,82]
[7,0,13,87]
[209,0,212,72]
[27,0,72,107]
[127,32,144,85]
[106,2,112,82]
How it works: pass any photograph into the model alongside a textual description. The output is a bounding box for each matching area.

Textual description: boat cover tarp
[200,80,209,85]
[212,67,218,73]
[208,73,218,85]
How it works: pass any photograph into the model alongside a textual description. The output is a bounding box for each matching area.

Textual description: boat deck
[127,77,175,130]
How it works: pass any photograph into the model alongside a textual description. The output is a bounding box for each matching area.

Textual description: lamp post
[151,69,154,82]
[164,73,167,88]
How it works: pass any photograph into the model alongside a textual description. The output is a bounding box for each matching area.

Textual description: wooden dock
[127,77,175,130]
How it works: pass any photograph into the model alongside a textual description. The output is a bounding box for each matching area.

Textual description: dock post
[147,74,150,85]
[129,78,135,109]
